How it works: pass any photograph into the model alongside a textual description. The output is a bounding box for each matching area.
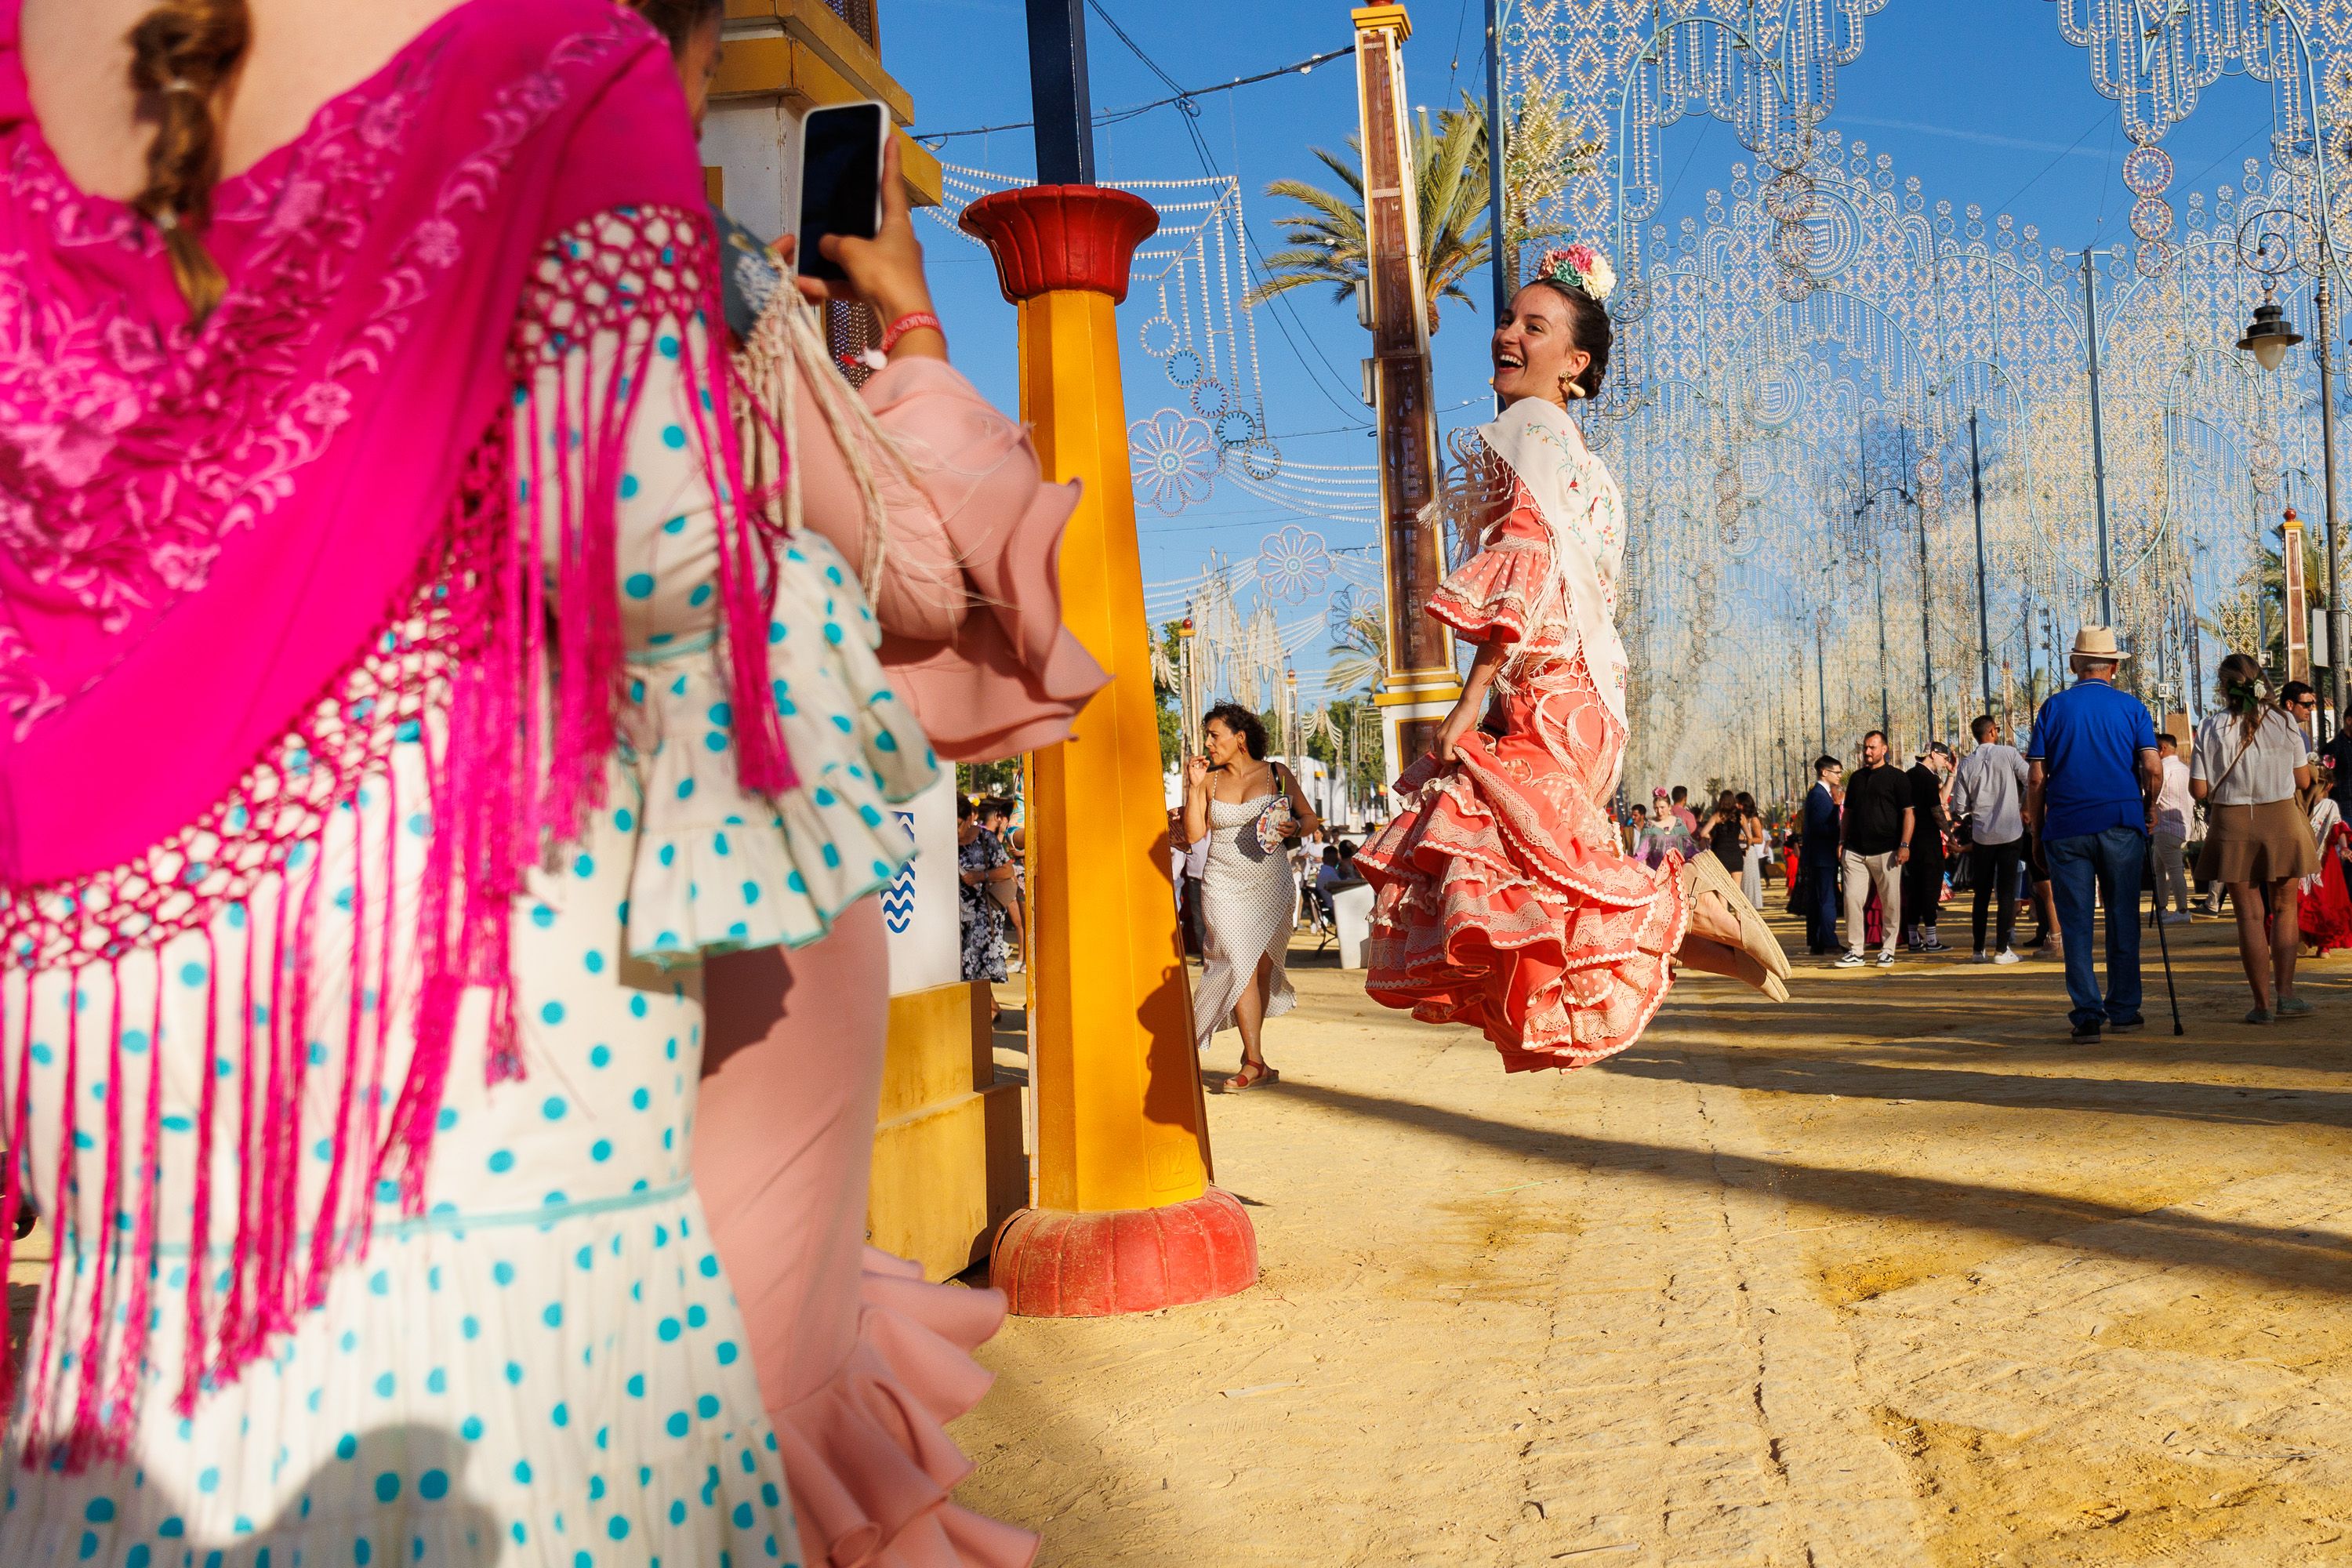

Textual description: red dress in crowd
[1357,491,1689,1073]
[2304,816,2352,956]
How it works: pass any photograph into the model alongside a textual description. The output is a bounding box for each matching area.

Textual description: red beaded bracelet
[879,310,943,354]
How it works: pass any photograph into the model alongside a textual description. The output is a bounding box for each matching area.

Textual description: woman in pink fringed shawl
[0,0,1097,1562]
[622,7,1101,1568]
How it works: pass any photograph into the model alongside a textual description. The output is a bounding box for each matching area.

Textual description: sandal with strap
[1221,1061,1280,1093]
[1677,934,1788,1003]
[1684,853,1791,982]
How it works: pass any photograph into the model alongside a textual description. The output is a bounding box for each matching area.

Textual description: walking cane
[2147,840,2184,1036]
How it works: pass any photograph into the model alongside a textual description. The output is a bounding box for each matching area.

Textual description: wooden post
[2285,506,2314,736]
[1353,4,1461,785]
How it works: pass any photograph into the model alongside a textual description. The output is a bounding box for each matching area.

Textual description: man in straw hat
[2024,626,2163,1042]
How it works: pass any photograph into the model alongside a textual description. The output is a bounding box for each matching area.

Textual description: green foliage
[1302,695,1385,809]
[1156,619,1189,772]
[1325,605,1386,697]
[1246,90,1590,335]
[955,760,1022,798]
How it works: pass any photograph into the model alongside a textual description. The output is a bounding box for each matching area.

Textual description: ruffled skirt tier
[1359,658,1686,1073]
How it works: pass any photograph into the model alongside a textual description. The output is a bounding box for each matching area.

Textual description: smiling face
[1490,284,1592,410]
[1203,716,1249,768]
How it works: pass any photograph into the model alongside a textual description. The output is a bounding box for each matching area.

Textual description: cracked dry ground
[955,912,2352,1566]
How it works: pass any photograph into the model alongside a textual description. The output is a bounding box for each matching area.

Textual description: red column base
[989,1188,1258,1317]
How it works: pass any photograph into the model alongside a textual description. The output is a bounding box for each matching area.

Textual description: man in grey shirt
[1951,713,2030,961]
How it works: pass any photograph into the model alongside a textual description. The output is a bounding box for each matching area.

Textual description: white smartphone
[796,100,889,284]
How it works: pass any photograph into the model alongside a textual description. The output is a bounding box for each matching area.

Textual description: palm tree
[1325,606,1388,695]
[1248,90,1583,335]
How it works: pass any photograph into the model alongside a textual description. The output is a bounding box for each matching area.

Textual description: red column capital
[960,185,1160,305]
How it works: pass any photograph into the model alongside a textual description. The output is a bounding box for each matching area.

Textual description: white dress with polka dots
[0,286,937,1565]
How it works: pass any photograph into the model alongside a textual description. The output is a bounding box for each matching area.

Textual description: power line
[1443,0,1473,95]
[1087,0,1187,98]
[916,45,1356,144]
[1265,395,1486,441]
[1079,2,1374,421]
[1989,105,2112,220]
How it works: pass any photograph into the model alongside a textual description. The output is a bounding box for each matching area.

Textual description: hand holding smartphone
[795,101,887,285]
[785,105,945,361]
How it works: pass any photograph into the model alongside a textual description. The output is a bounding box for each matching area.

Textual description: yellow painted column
[962,186,1255,1316]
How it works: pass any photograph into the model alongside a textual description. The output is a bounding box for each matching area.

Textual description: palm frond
[1308,142,1367,197]
[1262,178,1367,231]
[1250,85,1599,335]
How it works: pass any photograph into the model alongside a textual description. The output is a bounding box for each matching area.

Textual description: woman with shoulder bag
[1182,705,1322,1090]
[2191,654,2321,1022]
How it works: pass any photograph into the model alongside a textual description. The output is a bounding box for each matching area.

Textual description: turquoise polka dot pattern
[626,528,935,964]
[1,278,802,1566]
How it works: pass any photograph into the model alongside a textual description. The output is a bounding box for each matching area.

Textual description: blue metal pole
[1485,0,1509,321]
[1025,0,1096,185]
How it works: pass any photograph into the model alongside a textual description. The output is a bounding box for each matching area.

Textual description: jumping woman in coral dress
[1358,246,1788,1073]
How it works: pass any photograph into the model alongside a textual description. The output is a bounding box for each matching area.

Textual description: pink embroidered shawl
[0,0,789,1466]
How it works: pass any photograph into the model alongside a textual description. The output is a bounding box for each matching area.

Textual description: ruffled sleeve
[1427,509,1557,645]
[738,296,1109,762]
[771,1248,1040,1568]
[621,529,939,964]
[518,216,942,967]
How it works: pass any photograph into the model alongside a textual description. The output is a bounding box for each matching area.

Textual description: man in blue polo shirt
[2024,626,2161,1043]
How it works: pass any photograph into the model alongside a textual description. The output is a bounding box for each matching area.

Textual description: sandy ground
[9,902,2348,1564]
[953,902,2352,1566]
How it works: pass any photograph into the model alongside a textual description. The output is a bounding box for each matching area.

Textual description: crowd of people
[1170,615,2350,1069]
[1764,634,2352,1036]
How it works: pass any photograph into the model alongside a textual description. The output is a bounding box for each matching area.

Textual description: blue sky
[881,0,2288,684]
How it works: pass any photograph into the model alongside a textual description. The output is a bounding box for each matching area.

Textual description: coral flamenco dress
[1358,399,1687,1073]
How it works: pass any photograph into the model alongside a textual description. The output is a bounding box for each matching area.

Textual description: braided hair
[127,0,252,321]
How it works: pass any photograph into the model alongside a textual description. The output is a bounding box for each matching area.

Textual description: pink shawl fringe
[0,219,790,1468]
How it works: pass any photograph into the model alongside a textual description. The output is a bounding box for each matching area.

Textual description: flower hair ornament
[1535,244,1617,305]
[1532,244,1617,398]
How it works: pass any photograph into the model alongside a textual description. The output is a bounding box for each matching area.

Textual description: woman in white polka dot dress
[0,1,934,1563]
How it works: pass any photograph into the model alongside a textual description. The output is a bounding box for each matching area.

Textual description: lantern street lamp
[2236,287,2303,372]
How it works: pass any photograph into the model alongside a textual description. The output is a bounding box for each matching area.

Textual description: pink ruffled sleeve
[1428,527,1555,645]
[787,355,1110,762]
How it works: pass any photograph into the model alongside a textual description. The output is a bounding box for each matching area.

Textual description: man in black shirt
[1904,743,1952,952]
[1837,730,1915,967]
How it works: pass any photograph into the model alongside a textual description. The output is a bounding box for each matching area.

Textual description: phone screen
[798,103,885,283]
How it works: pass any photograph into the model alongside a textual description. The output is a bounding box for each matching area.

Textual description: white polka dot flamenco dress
[0,323,936,1566]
